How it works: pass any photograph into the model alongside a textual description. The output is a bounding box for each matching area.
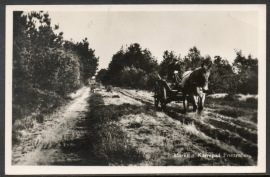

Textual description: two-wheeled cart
[154,77,185,111]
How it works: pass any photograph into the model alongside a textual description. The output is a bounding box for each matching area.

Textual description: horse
[181,62,212,114]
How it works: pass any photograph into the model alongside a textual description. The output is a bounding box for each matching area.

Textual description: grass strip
[78,93,145,165]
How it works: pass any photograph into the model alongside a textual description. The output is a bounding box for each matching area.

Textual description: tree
[209,56,234,93]
[186,46,203,70]
[75,38,99,83]
[159,50,184,78]
[12,11,99,121]
[13,11,66,91]
[120,66,147,88]
[232,50,258,94]
[96,69,110,84]
[106,43,159,87]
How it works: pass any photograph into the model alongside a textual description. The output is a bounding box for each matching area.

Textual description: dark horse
[182,62,212,114]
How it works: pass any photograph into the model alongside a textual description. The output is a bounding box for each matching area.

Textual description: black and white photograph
[5,5,266,175]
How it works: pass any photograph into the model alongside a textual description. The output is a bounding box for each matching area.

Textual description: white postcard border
[5,4,266,175]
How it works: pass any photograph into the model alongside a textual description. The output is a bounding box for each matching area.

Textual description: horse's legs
[197,96,202,114]
[198,93,205,114]
[183,93,187,114]
[192,94,198,112]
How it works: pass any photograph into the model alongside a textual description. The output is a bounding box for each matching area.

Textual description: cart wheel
[161,87,167,111]
[154,82,160,109]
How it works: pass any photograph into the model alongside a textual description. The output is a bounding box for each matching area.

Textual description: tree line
[96,44,258,95]
[13,11,99,122]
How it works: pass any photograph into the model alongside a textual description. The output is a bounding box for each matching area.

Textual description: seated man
[167,58,182,90]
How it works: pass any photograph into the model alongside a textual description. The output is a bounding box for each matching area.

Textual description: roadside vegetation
[87,94,148,165]
[13,11,99,143]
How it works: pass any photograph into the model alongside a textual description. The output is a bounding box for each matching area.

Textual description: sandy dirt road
[12,86,91,165]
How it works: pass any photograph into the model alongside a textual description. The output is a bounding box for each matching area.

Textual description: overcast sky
[44,10,258,70]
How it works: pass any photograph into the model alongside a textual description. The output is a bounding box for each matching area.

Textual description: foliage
[246,97,257,104]
[208,56,235,93]
[159,50,184,78]
[175,47,258,95]
[120,66,147,88]
[186,46,204,70]
[72,38,99,83]
[96,69,108,83]
[98,43,159,89]
[13,11,99,122]
[107,85,113,92]
[97,44,258,94]
[223,94,239,101]
[232,50,258,94]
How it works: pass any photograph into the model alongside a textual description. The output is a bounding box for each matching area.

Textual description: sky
[43,10,258,70]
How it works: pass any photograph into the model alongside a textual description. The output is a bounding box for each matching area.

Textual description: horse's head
[200,62,212,92]
[190,61,212,93]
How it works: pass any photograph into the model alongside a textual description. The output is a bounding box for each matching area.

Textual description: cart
[154,76,185,111]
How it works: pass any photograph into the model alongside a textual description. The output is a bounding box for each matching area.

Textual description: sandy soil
[12,86,91,165]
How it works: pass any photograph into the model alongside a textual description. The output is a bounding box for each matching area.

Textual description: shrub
[223,94,238,101]
[120,66,147,89]
[12,87,63,121]
[250,112,257,123]
[120,66,160,90]
[127,121,142,129]
[146,72,160,91]
[217,108,244,118]
[36,114,45,123]
[88,93,104,106]
[246,97,257,104]
[107,85,113,92]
